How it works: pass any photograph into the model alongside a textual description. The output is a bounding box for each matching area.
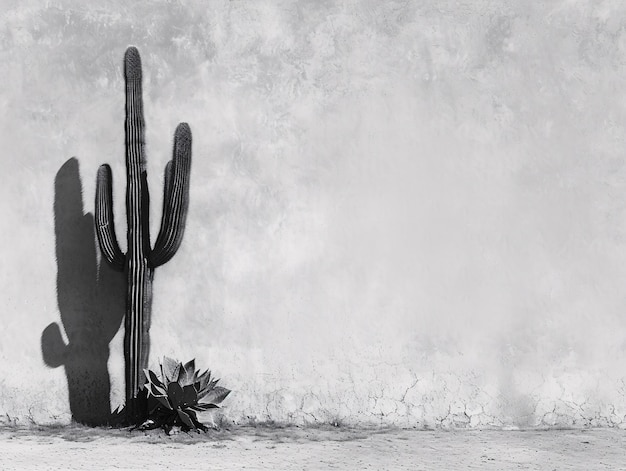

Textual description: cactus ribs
[95,47,192,424]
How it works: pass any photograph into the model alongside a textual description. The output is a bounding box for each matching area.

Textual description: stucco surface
[2,1,626,427]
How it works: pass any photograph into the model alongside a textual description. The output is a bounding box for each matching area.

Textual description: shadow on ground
[41,158,125,425]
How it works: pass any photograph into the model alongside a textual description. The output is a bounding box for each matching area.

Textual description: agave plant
[136,357,231,433]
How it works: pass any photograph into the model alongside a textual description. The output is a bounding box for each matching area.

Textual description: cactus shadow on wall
[41,158,125,425]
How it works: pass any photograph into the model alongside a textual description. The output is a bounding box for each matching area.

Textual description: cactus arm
[95,164,125,270]
[149,123,192,268]
[163,160,173,207]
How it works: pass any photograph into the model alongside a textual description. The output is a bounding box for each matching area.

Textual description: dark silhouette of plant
[94,46,192,424]
[42,158,125,425]
[135,357,230,434]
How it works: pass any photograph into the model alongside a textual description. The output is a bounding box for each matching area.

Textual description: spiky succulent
[137,357,231,433]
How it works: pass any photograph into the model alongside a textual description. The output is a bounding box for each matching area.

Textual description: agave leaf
[144,381,155,395]
[155,394,172,410]
[147,394,170,413]
[177,409,195,429]
[146,382,167,399]
[180,359,196,386]
[197,370,211,390]
[145,377,167,397]
[191,403,220,411]
[145,368,165,389]
[198,378,219,398]
[193,380,206,392]
[137,418,161,431]
[167,382,184,409]
[198,386,231,404]
[161,356,180,383]
[153,383,167,397]
[185,409,209,432]
[196,387,208,399]
[185,408,199,423]
[181,384,198,408]
[159,365,166,385]
[172,364,182,383]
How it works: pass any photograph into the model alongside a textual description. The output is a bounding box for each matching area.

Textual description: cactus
[95,47,192,423]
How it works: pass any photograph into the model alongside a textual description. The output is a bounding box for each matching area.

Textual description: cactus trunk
[124,263,153,421]
[95,47,192,424]
[124,52,151,417]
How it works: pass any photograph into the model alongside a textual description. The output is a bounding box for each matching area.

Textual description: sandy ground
[1,425,626,470]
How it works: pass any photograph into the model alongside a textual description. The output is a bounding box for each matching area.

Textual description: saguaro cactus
[95,47,192,422]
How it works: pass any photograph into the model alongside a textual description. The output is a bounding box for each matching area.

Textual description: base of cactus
[107,390,149,427]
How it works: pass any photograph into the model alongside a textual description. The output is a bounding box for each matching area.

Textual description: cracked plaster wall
[3,1,626,428]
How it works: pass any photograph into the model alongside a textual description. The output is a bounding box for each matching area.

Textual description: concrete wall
[3,0,626,428]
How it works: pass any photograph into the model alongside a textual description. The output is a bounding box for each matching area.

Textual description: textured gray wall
[3,1,626,427]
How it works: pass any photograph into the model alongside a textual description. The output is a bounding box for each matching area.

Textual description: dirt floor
[1,424,626,470]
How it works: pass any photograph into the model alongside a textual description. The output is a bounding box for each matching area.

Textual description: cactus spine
[95,47,192,423]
